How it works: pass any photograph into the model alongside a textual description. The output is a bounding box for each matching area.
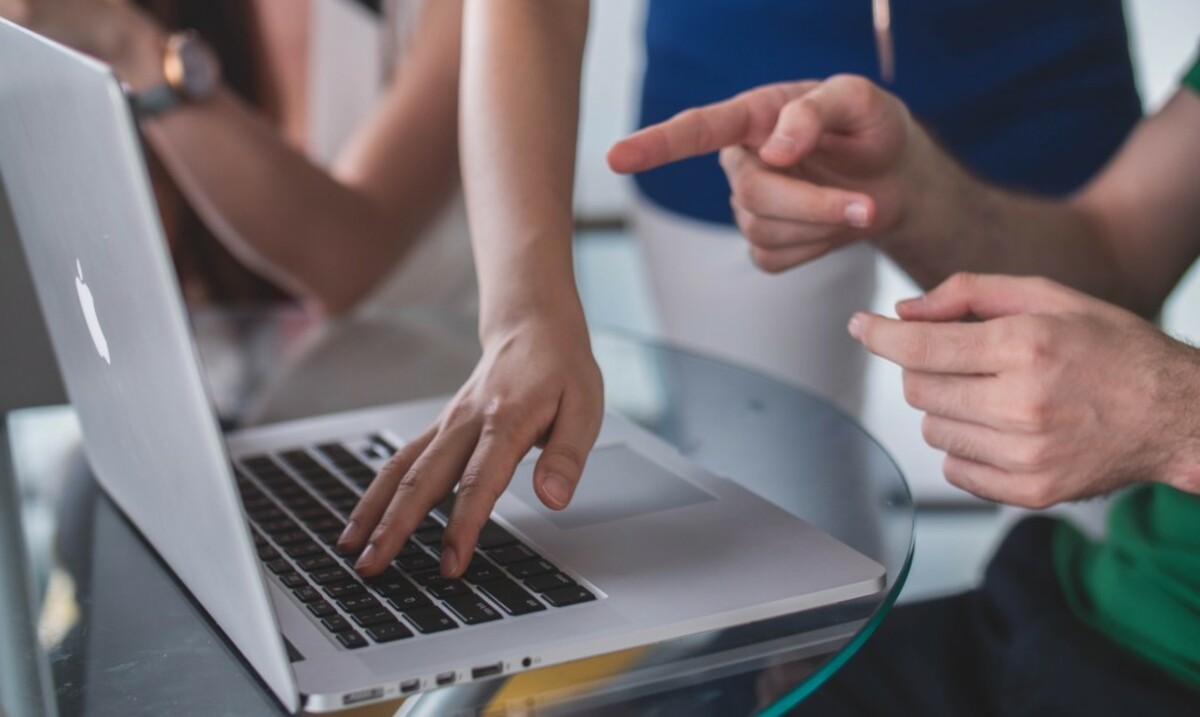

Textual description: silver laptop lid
[0,20,297,710]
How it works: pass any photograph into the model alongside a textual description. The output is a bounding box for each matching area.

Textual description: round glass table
[1,309,913,716]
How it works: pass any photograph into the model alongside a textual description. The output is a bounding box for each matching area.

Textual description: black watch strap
[130,84,184,120]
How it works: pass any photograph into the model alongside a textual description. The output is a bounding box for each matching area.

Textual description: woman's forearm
[460,0,590,337]
[127,2,462,314]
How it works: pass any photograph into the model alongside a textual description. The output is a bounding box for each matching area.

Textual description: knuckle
[946,271,976,294]
[833,74,877,112]
[1018,481,1059,510]
[941,456,970,491]
[453,481,503,509]
[743,216,778,248]
[734,172,766,209]
[903,372,927,409]
[396,466,426,493]
[443,399,476,428]
[751,249,789,274]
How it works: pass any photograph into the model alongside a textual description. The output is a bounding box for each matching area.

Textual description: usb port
[471,663,503,680]
[399,679,420,694]
[436,671,457,686]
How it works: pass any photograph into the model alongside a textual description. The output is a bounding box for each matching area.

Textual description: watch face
[166,34,219,101]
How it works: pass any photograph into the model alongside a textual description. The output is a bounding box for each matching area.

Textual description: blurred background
[3,0,1200,602]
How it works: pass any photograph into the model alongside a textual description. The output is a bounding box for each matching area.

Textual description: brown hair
[136,0,289,306]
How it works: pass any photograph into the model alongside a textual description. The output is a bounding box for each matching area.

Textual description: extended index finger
[608,81,817,174]
[849,313,1005,374]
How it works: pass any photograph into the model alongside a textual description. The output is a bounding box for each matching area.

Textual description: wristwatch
[129,31,220,119]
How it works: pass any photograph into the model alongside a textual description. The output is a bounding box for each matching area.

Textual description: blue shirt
[636,0,1141,225]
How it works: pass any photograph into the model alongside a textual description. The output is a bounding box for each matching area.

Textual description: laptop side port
[436,671,457,686]
[471,663,504,680]
[399,679,421,695]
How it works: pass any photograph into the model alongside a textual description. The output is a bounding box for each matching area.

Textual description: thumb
[759,74,891,167]
[532,392,600,511]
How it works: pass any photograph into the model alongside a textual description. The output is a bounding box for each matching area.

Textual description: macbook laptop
[0,20,885,712]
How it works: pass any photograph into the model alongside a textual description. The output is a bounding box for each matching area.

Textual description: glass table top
[1,309,913,716]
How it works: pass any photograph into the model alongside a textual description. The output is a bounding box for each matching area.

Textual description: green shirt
[1051,54,1200,693]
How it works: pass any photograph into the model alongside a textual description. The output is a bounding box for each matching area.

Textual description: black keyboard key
[323,582,367,600]
[322,615,352,632]
[337,595,381,613]
[370,434,399,456]
[542,584,596,607]
[396,551,439,573]
[433,493,457,520]
[524,572,576,593]
[281,449,320,469]
[366,622,412,643]
[294,505,334,522]
[316,531,343,546]
[351,608,396,628]
[387,592,432,612]
[260,518,298,536]
[279,572,308,589]
[332,497,359,514]
[296,554,336,572]
[285,542,324,560]
[335,630,368,650]
[477,523,518,550]
[306,600,336,618]
[411,570,446,587]
[256,545,281,562]
[311,567,355,586]
[478,579,546,616]
[443,595,503,625]
[424,579,470,599]
[306,518,345,534]
[293,586,322,603]
[414,526,444,545]
[266,559,292,575]
[248,507,286,523]
[487,544,538,566]
[507,559,555,580]
[463,556,505,584]
[243,458,280,474]
[366,570,418,599]
[402,605,457,634]
[273,530,310,546]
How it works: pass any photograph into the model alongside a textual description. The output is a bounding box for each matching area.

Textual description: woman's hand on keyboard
[338,314,604,578]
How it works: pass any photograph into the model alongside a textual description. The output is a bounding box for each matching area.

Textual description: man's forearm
[460,0,590,337]
[876,127,1130,311]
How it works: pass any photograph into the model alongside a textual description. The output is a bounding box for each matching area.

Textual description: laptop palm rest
[507,445,715,530]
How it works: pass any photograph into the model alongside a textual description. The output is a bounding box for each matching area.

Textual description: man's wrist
[1161,344,1200,495]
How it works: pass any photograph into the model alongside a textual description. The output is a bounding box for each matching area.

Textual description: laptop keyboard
[235,435,596,650]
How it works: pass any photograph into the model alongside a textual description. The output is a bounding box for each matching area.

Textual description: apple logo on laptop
[75,259,110,364]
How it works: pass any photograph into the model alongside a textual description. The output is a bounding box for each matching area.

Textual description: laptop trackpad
[509,445,714,530]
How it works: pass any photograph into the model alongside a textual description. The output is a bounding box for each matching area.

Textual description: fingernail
[848,313,864,340]
[440,546,459,578]
[845,201,870,228]
[541,474,572,509]
[354,543,377,572]
[763,133,798,156]
[337,520,360,551]
[896,295,925,311]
